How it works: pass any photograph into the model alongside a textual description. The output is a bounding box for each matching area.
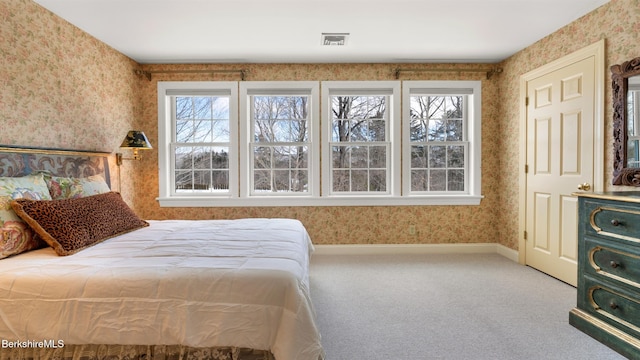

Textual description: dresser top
[574,191,640,203]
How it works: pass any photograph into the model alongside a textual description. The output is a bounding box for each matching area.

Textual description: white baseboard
[313,243,520,262]
[496,244,519,262]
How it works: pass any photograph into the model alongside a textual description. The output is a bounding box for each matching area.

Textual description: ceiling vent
[322,33,349,46]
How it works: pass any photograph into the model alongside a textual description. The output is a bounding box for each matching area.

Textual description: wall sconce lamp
[115,130,153,166]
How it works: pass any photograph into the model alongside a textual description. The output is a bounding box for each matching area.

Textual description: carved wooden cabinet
[570,192,640,359]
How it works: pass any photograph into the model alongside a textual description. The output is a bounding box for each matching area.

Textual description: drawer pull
[610,260,620,268]
[610,219,621,226]
[610,301,618,310]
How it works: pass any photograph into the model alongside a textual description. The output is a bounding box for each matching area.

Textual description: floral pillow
[0,173,52,259]
[46,174,111,200]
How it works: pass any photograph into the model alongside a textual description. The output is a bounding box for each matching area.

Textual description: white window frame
[402,80,483,205]
[157,81,239,207]
[239,81,320,199]
[321,81,402,199]
[157,80,482,207]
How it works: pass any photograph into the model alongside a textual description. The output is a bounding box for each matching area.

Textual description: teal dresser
[570,192,640,359]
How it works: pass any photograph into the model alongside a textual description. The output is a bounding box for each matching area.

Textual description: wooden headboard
[0,146,112,188]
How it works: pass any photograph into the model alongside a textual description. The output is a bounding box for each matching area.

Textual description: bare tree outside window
[251,95,309,193]
[409,95,466,192]
[330,95,388,193]
[159,81,481,206]
[174,96,231,192]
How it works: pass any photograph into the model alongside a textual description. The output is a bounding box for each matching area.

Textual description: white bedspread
[0,218,323,360]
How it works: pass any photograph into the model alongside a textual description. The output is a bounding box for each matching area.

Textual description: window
[239,82,320,198]
[157,80,481,207]
[402,81,482,202]
[321,82,401,197]
[158,82,238,203]
[174,95,231,192]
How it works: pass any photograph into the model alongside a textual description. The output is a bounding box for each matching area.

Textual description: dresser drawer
[584,277,640,338]
[586,200,640,241]
[585,238,640,289]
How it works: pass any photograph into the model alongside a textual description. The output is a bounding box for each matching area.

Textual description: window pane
[410,95,464,142]
[411,169,428,191]
[211,97,229,119]
[351,170,368,191]
[175,170,192,190]
[411,146,427,168]
[193,120,212,143]
[292,170,308,192]
[429,119,445,141]
[429,146,446,168]
[253,95,308,143]
[193,147,211,169]
[193,170,210,189]
[331,95,387,142]
[333,170,349,192]
[212,149,229,169]
[294,146,308,168]
[175,96,230,144]
[448,120,464,141]
[209,120,228,143]
[410,118,428,142]
[332,146,349,169]
[174,146,229,192]
[175,147,193,170]
[351,146,367,168]
[212,171,229,191]
[273,146,291,169]
[274,170,290,192]
[193,97,212,119]
[251,145,308,193]
[176,120,193,143]
[254,146,271,169]
[447,146,465,168]
[370,119,386,141]
[332,119,349,142]
[448,169,465,191]
[370,146,386,168]
[429,169,446,191]
[370,170,386,192]
[350,120,369,142]
[254,170,271,191]
[176,97,193,120]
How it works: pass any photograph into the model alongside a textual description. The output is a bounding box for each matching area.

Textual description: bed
[0,146,324,360]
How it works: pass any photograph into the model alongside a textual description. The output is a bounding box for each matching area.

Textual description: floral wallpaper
[3,0,639,249]
[133,64,502,246]
[0,0,140,204]
[496,0,640,249]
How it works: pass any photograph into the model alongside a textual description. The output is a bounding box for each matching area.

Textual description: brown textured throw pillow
[11,192,148,256]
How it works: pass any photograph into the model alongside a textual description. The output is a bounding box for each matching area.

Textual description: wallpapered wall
[3,0,638,248]
[0,0,141,203]
[496,0,640,249]
[134,65,501,246]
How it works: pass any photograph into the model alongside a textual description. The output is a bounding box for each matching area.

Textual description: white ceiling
[33,0,610,64]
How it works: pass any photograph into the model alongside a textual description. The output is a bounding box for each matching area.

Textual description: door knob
[577,183,591,191]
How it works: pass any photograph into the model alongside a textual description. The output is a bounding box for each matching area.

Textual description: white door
[524,56,596,286]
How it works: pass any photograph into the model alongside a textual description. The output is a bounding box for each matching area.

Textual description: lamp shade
[120,131,152,149]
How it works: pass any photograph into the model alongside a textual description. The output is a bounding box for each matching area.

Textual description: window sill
[156,195,484,207]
